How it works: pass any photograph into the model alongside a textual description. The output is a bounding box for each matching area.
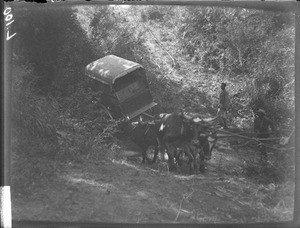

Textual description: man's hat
[221,83,227,87]
[257,109,266,115]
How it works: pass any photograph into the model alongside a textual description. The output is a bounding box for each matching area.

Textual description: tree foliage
[14,5,97,95]
[175,7,294,126]
[12,4,295,157]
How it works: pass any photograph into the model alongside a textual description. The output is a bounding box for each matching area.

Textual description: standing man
[218,82,230,129]
[254,109,276,161]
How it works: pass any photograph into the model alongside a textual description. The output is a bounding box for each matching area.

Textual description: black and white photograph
[2,1,298,226]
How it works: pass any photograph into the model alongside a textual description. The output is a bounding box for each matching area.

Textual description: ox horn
[192,117,203,123]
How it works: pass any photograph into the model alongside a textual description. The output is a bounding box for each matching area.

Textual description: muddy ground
[11,137,294,224]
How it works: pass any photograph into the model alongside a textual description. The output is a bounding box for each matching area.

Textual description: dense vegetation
[11,4,294,206]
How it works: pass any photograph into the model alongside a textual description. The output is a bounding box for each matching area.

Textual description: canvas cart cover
[85,55,143,85]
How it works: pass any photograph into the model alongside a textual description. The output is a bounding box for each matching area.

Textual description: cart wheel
[99,104,114,120]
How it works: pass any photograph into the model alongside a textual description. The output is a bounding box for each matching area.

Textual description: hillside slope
[12,139,294,223]
[11,5,295,225]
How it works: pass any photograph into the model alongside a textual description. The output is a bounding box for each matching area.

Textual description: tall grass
[11,65,120,195]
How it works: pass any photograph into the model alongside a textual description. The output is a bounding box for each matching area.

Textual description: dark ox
[120,119,163,164]
[158,112,209,173]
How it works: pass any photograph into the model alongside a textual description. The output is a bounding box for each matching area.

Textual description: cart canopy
[85,55,143,85]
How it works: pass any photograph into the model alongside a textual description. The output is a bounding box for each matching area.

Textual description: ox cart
[85,55,157,121]
[85,56,293,173]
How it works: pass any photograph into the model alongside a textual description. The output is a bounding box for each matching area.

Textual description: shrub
[12,64,60,149]
[240,145,295,184]
[14,5,97,96]
[11,65,61,194]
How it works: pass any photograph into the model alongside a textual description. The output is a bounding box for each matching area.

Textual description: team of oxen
[121,112,217,174]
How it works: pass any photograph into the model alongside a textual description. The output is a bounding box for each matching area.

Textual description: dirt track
[12,138,293,223]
